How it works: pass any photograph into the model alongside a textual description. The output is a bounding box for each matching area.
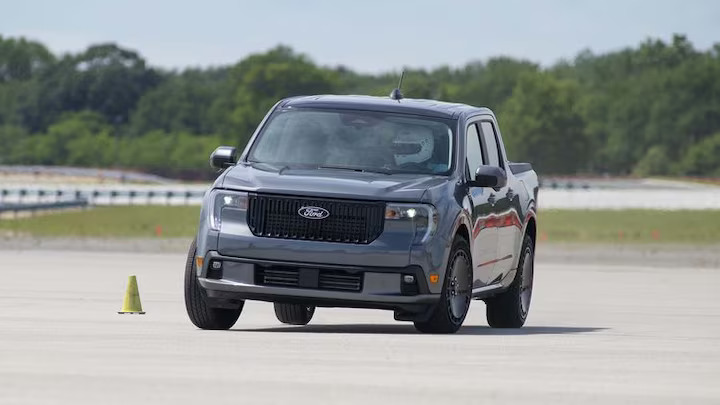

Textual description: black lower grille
[319,273,362,292]
[256,266,363,293]
[247,194,384,244]
[260,268,298,287]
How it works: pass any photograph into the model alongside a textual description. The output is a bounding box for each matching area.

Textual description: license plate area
[298,268,320,288]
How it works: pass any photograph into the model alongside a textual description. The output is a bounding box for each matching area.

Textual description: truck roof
[280,95,492,119]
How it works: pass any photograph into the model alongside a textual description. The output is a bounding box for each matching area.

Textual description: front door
[465,122,499,288]
[479,120,522,282]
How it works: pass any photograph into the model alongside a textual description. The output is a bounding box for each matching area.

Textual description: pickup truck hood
[220,164,446,202]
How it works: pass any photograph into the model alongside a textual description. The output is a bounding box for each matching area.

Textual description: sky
[3,0,720,73]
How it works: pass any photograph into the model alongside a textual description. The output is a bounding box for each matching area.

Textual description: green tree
[23,43,161,131]
[633,146,672,176]
[116,130,221,176]
[0,125,28,163]
[678,133,720,176]
[448,58,539,110]
[217,46,338,145]
[129,68,228,135]
[0,35,55,82]
[17,111,113,165]
[1,35,719,179]
[0,36,55,127]
[501,72,589,174]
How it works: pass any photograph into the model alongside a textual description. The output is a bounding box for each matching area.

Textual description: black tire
[486,234,534,328]
[184,240,243,330]
[274,303,316,325]
[414,236,472,334]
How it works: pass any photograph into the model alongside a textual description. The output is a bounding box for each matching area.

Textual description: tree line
[1,34,719,177]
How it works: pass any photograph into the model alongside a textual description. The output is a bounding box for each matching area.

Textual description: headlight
[385,203,438,244]
[208,190,248,231]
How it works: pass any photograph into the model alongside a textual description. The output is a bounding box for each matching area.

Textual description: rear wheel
[184,240,243,330]
[274,303,316,325]
[485,234,534,328]
[414,236,472,334]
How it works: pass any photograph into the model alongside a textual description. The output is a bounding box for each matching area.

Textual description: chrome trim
[471,283,503,298]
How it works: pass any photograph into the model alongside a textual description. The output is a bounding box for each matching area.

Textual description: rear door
[479,119,522,282]
[465,122,499,287]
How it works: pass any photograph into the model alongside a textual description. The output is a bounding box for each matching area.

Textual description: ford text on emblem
[298,206,330,220]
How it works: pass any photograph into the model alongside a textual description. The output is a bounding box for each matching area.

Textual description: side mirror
[210,146,237,170]
[469,165,507,188]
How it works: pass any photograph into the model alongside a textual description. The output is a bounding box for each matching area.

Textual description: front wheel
[274,303,316,325]
[485,234,534,328]
[414,236,472,334]
[184,240,243,330]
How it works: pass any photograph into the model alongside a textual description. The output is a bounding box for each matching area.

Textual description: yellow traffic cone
[118,275,145,314]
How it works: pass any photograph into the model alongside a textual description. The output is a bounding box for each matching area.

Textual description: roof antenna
[389,70,405,101]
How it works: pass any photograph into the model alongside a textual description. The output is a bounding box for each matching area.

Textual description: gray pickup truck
[184,95,539,333]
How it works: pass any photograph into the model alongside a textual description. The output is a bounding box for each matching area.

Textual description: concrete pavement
[0,250,718,404]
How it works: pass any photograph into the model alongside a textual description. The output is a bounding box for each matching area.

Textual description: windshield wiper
[318,165,392,175]
[250,162,315,173]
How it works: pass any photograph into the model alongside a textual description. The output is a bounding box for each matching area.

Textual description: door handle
[488,194,496,206]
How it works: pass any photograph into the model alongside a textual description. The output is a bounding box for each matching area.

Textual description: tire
[414,235,472,334]
[274,303,316,325]
[184,240,243,330]
[486,234,534,328]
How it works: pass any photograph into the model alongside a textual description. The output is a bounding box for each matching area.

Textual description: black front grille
[256,266,363,292]
[247,194,385,244]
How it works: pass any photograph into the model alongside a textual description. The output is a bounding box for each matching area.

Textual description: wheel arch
[521,197,537,249]
[455,222,470,243]
[439,211,472,289]
[525,216,537,249]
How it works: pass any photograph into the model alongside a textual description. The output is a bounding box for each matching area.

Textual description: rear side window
[480,121,503,168]
[465,123,484,177]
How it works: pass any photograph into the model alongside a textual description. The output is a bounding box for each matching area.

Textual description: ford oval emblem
[298,206,330,220]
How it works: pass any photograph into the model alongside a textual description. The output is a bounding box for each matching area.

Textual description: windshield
[248,109,454,175]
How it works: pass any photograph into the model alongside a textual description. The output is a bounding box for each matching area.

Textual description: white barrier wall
[1,184,720,210]
[539,189,720,210]
[0,184,209,206]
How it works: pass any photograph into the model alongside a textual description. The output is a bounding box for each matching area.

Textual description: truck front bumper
[197,251,439,313]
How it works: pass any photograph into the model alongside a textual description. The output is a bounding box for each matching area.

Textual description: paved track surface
[1,250,718,404]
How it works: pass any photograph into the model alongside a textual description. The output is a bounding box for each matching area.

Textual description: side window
[480,121,503,168]
[465,123,484,178]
